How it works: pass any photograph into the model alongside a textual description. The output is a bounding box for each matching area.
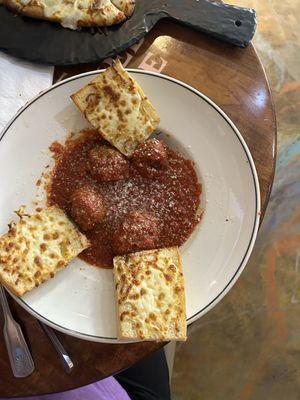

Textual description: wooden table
[0,20,276,397]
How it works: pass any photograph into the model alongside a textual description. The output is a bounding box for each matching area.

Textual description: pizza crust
[3,0,135,29]
[111,0,135,16]
[6,0,44,20]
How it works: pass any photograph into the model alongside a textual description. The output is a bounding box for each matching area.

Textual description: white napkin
[0,51,54,131]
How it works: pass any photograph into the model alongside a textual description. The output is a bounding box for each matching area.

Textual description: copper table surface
[0,20,276,397]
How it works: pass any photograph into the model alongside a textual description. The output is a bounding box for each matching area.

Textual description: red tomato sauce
[48,130,202,268]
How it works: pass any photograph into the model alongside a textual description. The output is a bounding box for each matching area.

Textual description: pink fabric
[3,377,130,400]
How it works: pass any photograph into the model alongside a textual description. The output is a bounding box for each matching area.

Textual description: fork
[39,321,74,373]
[0,285,35,377]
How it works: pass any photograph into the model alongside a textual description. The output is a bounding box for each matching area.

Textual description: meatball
[70,185,106,231]
[113,211,160,255]
[131,139,168,178]
[88,145,129,182]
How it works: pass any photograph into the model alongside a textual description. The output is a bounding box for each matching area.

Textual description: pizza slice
[3,0,135,30]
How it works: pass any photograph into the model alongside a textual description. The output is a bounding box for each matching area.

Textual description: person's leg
[115,348,171,400]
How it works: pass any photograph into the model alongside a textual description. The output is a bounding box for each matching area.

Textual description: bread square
[0,206,90,296]
[71,59,160,157]
[113,247,187,341]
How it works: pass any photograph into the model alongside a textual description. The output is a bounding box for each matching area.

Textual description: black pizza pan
[0,0,257,65]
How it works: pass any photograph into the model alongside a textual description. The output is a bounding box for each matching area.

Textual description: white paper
[0,51,54,131]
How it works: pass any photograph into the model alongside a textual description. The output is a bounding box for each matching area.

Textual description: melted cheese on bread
[71,59,160,157]
[113,247,187,341]
[0,206,90,296]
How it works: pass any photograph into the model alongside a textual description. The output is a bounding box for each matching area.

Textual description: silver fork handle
[0,285,13,319]
[40,322,74,373]
[0,285,35,378]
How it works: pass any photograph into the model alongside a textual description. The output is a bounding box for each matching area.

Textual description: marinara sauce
[48,130,201,268]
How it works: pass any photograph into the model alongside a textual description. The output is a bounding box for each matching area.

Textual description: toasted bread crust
[0,206,90,296]
[113,247,187,341]
[71,59,160,157]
